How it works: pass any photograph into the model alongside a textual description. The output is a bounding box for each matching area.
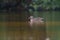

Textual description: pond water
[0,11,60,40]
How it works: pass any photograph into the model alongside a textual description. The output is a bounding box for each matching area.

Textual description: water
[0,11,60,40]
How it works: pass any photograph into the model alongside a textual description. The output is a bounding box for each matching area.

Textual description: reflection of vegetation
[36,0,60,9]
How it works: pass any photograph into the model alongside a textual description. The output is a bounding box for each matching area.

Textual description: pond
[0,11,60,40]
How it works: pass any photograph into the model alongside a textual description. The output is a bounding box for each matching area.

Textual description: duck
[29,16,44,27]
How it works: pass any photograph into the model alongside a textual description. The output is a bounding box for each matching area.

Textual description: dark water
[0,11,60,40]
